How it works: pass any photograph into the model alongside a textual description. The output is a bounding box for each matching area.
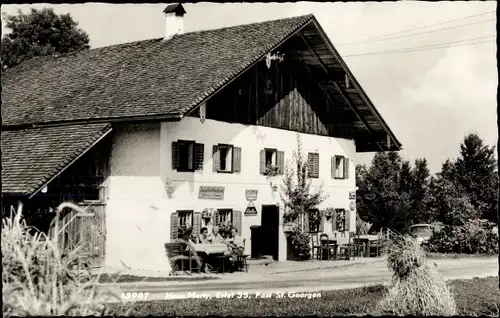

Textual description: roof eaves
[310,17,403,150]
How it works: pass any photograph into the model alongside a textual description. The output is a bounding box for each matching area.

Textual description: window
[213,145,241,173]
[178,210,194,228]
[219,144,233,172]
[260,149,284,175]
[307,153,320,178]
[332,156,349,179]
[335,209,346,232]
[172,141,204,172]
[308,209,321,233]
[217,209,233,224]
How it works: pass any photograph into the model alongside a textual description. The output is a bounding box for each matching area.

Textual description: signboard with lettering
[349,191,356,200]
[245,189,258,201]
[198,186,225,200]
[245,201,258,216]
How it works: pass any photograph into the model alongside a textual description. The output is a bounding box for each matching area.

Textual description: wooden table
[320,239,338,260]
[188,243,229,255]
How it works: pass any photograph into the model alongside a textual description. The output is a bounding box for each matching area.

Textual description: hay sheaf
[377,235,457,316]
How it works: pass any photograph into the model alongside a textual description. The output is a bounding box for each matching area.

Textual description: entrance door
[261,204,279,260]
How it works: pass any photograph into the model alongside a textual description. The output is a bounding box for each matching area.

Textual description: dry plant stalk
[377,234,457,316]
[2,203,131,317]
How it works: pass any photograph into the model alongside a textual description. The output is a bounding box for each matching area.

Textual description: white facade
[104,117,356,271]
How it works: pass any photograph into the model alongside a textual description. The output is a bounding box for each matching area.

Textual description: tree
[1,8,90,70]
[454,133,498,223]
[280,134,326,231]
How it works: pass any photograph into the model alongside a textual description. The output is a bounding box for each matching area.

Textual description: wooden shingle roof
[1,123,112,195]
[2,15,314,128]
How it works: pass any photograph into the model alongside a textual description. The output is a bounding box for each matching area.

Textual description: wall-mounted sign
[349,191,356,200]
[198,186,225,200]
[349,201,356,211]
[245,201,258,216]
[245,189,258,201]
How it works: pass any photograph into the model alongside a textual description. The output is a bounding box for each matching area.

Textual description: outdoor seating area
[166,225,249,275]
[311,232,383,261]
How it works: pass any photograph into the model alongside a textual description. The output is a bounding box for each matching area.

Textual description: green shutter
[319,210,325,232]
[172,142,180,170]
[193,212,202,238]
[259,150,266,175]
[170,212,179,241]
[233,210,242,235]
[194,143,204,171]
[307,153,314,178]
[212,145,220,172]
[277,151,285,174]
[332,209,337,232]
[344,158,350,179]
[313,153,320,178]
[233,147,242,173]
[345,209,351,232]
[214,210,220,226]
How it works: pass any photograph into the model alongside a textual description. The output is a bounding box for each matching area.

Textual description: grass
[97,274,219,283]
[426,252,497,259]
[107,277,499,316]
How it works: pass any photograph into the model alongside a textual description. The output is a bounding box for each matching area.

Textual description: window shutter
[313,153,319,178]
[331,156,336,179]
[345,210,351,232]
[233,147,242,173]
[304,211,310,233]
[194,143,204,170]
[233,210,242,235]
[172,142,180,170]
[212,145,220,172]
[332,210,337,232]
[319,210,325,232]
[170,212,179,241]
[259,150,266,175]
[193,212,202,237]
[344,158,350,179]
[214,210,220,226]
[277,151,285,174]
[307,153,314,178]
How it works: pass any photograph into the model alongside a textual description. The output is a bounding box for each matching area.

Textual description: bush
[424,219,499,254]
[2,204,125,317]
[378,234,457,316]
[289,228,311,259]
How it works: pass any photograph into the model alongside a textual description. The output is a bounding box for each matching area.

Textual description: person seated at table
[224,227,245,259]
[181,226,198,245]
[208,225,225,244]
[198,227,211,244]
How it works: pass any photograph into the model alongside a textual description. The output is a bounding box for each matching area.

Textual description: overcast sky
[2,2,497,174]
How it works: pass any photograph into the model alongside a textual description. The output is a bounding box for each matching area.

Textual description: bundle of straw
[377,234,457,316]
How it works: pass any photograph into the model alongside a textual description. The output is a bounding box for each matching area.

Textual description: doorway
[261,204,279,260]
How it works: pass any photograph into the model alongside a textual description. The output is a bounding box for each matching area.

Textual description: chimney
[163,3,186,40]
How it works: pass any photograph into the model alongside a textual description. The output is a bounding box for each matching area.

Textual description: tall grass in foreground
[2,203,128,317]
[377,234,457,316]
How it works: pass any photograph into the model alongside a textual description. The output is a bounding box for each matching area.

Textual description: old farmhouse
[1,5,402,271]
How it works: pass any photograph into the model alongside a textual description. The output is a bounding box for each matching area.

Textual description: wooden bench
[165,241,202,275]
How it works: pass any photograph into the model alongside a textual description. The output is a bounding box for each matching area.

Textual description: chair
[165,241,202,275]
[368,239,381,257]
[351,233,366,258]
[311,234,321,260]
[338,233,354,260]
[235,239,250,272]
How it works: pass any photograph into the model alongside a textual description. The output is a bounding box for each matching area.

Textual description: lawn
[108,277,499,316]
[97,273,219,283]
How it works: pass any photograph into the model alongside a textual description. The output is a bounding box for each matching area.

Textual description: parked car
[408,224,433,244]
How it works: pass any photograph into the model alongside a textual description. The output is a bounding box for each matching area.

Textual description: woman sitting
[224,227,245,267]
[208,225,225,244]
[198,227,211,244]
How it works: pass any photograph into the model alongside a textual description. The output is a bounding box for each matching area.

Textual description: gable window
[172,140,204,172]
[217,209,233,224]
[332,156,350,179]
[213,145,241,173]
[260,148,284,175]
[307,152,320,178]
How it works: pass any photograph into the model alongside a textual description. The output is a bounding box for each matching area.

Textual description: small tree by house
[280,135,326,258]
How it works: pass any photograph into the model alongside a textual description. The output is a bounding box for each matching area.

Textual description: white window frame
[217,144,234,173]
[177,140,196,172]
[334,156,345,179]
[265,148,278,166]
[178,210,194,228]
[218,209,233,224]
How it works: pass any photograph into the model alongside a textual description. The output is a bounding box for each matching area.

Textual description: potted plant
[265,163,280,177]
[289,228,311,260]
[201,208,213,219]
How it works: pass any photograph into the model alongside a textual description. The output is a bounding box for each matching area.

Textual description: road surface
[97,257,497,302]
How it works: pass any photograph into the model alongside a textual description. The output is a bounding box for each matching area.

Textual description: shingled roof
[2,14,314,127]
[1,124,112,195]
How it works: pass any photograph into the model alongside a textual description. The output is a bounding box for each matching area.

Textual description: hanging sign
[245,201,258,216]
[245,189,258,201]
[349,191,356,200]
[198,186,225,200]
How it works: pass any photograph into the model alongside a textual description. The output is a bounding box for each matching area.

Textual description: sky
[1,2,497,174]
